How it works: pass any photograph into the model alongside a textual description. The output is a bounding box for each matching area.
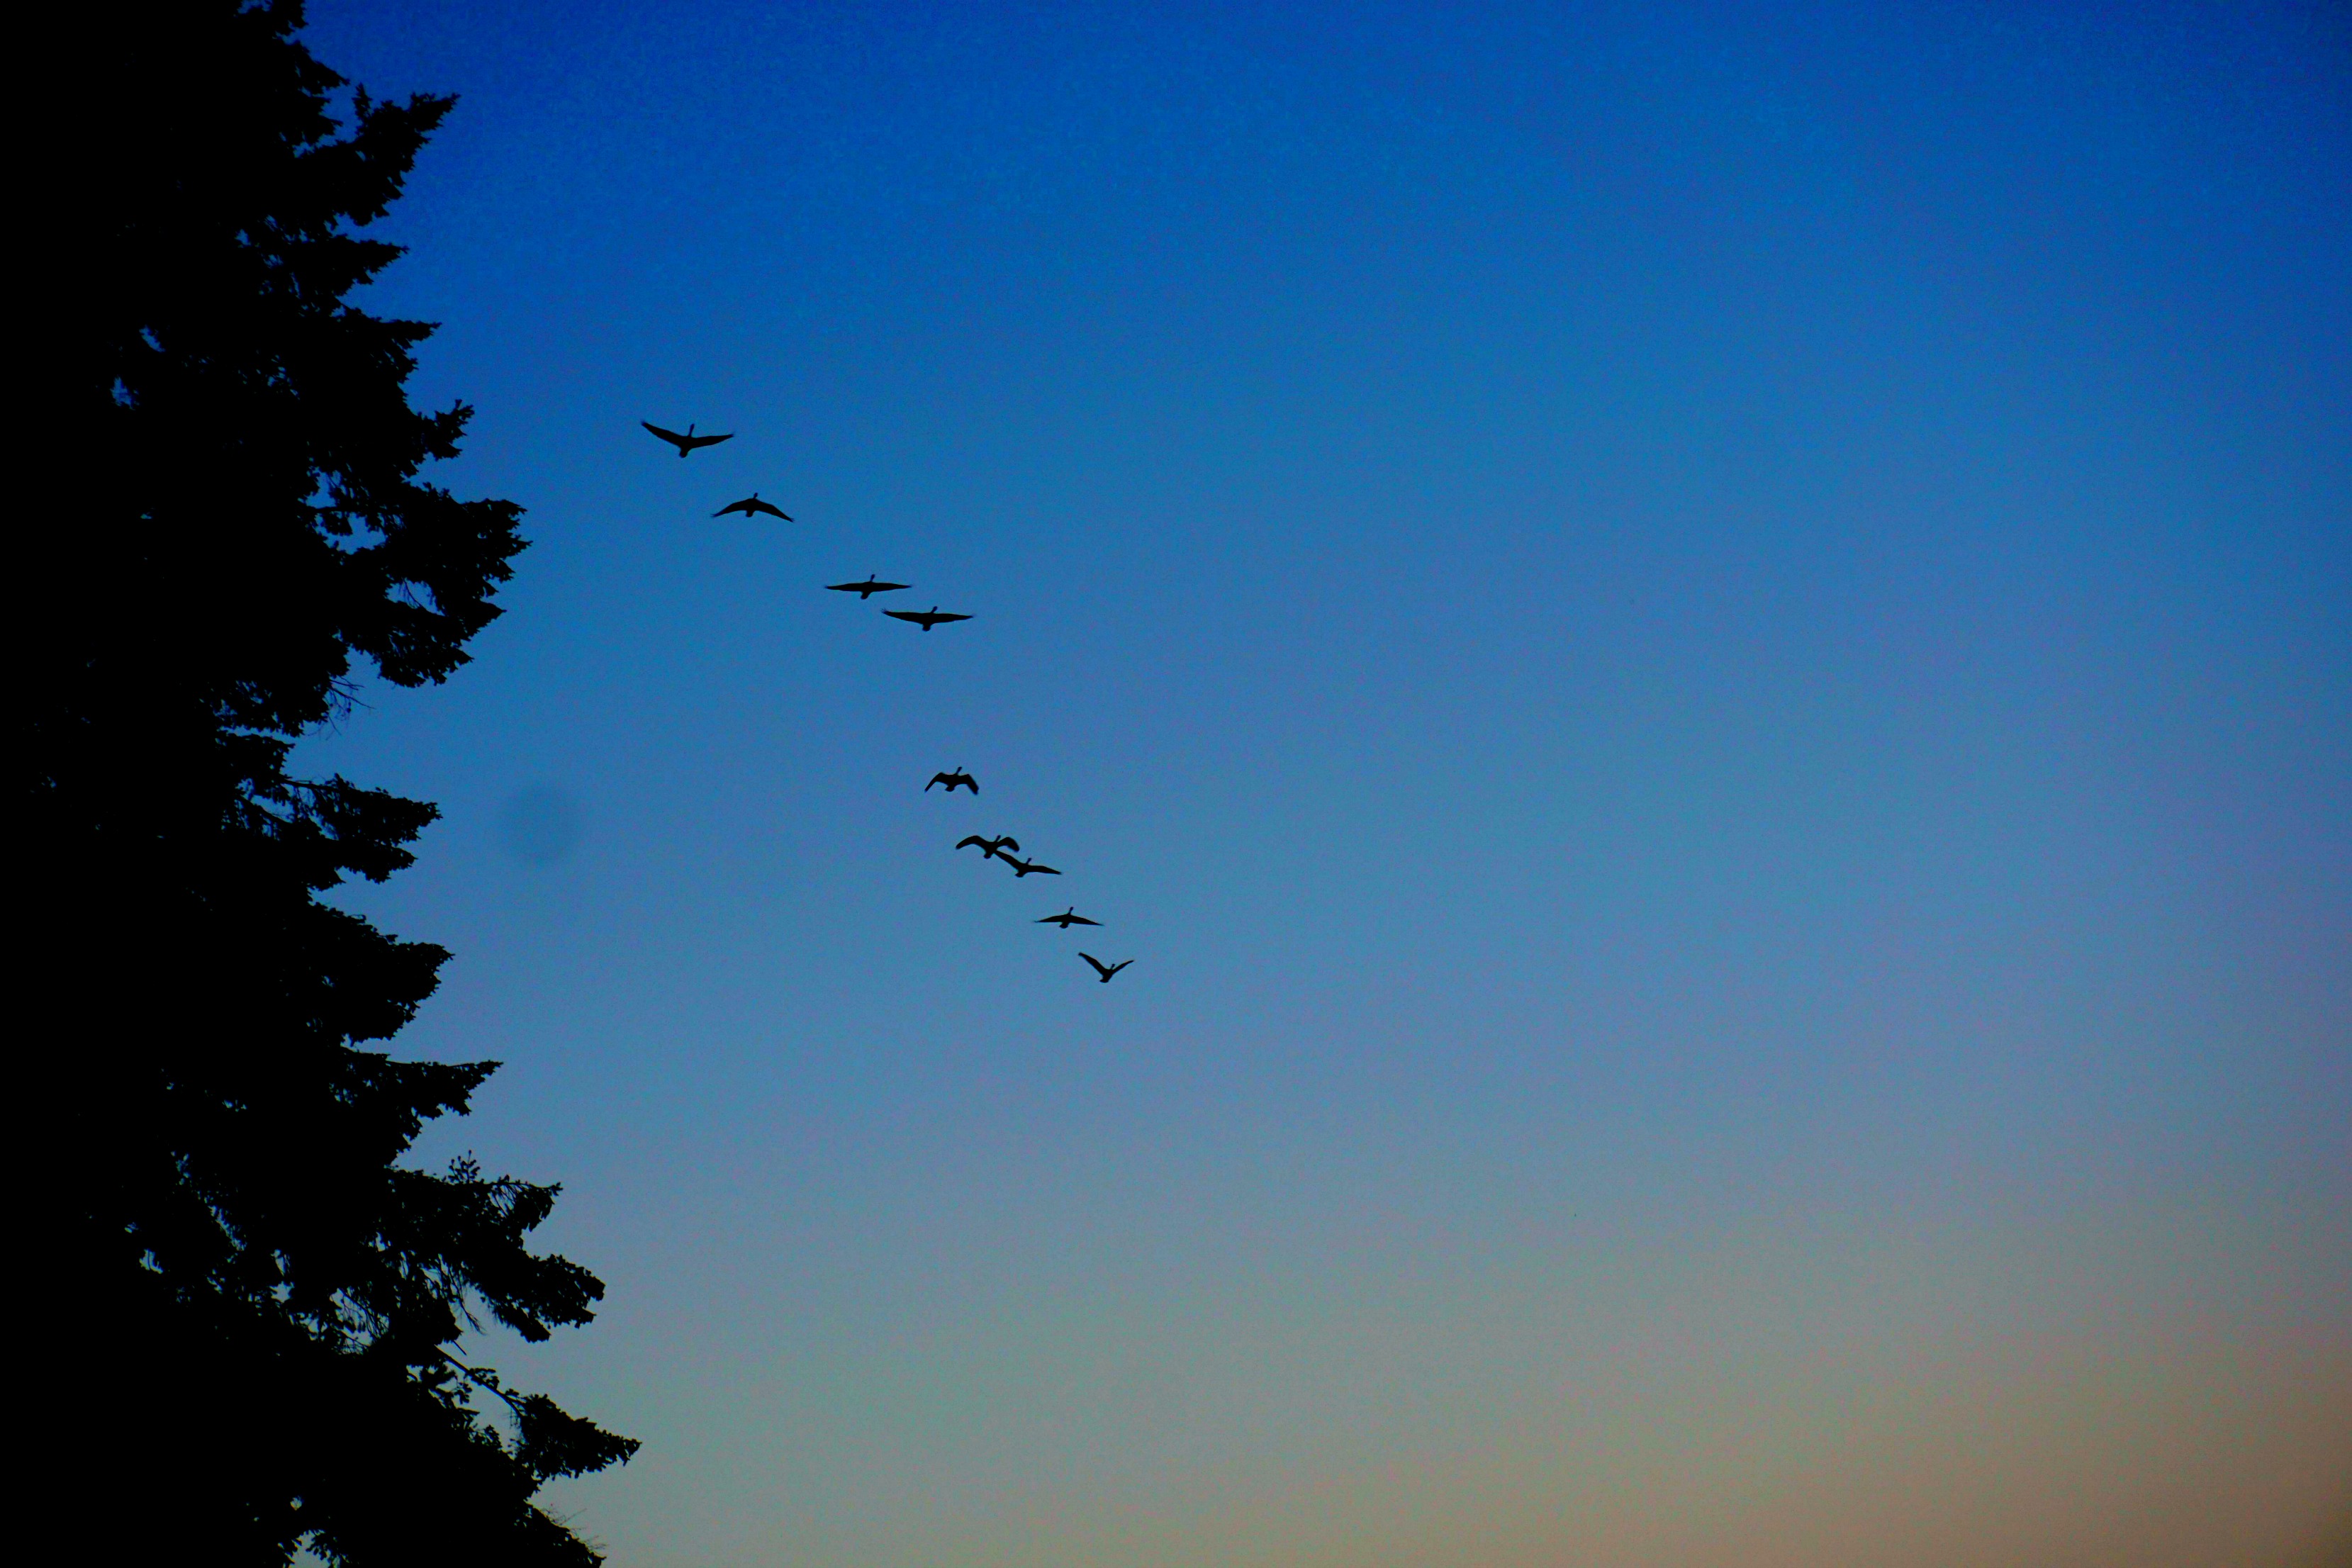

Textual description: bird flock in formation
[642,419,1135,985]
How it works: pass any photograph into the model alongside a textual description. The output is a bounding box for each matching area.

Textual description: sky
[295,2,2348,1563]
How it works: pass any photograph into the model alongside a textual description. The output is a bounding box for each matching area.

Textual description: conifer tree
[28,4,635,1559]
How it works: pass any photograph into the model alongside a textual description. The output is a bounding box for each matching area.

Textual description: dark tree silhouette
[27,4,634,1562]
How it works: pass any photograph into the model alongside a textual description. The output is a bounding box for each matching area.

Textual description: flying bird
[956,834,1020,861]
[641,420,734,457]
[1037,907,1099,929]
[1002,856,1060,878]
[883,605,972,631]
[926,768,978,795]
[1079,953,1133,983]
[713,493,791,520]
[827,575,909,599]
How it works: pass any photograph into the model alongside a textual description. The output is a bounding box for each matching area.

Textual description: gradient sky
[294,3,2348,1563]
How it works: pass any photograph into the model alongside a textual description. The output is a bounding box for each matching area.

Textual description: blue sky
[298,3,2348,1562]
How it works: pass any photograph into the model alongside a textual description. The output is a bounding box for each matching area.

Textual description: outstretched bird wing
[683,430,734,450]
[642,420,688,447]
[956,835,989,850]
[1080,953,1111,977]
[1108,960,1133,976]
[929,773,953,790]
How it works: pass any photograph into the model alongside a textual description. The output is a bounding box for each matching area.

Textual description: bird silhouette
[827,575,909,599]
[956,834,1020,861]
[883,605,972,631]
[713,493,791,520]
[1037,907,1100,928]
[1079,953,1133,982]
[926,768,978,795]
[1002,855,1060,878]
[642,420,734,457]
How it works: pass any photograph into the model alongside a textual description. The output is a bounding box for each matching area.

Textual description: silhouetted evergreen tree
[27,4,635,1559]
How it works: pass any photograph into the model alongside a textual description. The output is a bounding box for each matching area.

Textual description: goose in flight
[883,605,972,631]
[926,768,978,794]
[956,834,1020,861]
[1002,855,1060,878]
[714,493,791,520]
[1079,953,1133,983]
[642,420,734,457]
[827,575,909,600]
[1037,907,1099,929]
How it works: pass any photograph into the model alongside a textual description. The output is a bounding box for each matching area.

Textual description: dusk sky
[297,3,2347,1562]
